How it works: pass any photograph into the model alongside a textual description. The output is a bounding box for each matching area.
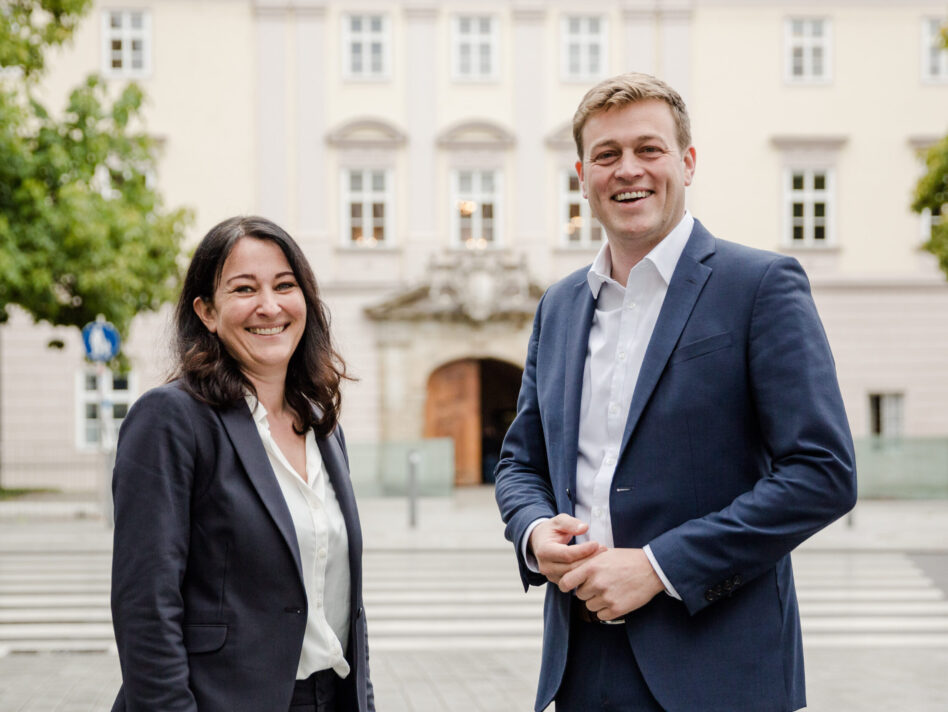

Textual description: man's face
[577,99,696,255]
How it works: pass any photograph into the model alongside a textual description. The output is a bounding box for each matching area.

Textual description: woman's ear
[192,297,218,333]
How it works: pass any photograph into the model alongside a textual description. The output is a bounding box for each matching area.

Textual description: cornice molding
[326,117,408,149]
[771,135,849,151]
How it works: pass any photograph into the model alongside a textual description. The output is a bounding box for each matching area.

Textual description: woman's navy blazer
[110,382,374,712]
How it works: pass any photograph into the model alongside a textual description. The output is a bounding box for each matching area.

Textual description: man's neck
[608,236,665,287]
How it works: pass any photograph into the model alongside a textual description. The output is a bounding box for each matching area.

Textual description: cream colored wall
[691,4,948,277]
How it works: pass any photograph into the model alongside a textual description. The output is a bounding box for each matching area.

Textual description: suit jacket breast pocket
[670,331,734,364]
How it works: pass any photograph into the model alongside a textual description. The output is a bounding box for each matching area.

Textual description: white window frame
[339,168,394,248]
[561,15,608,82]
[922,17,948,83]
[783,167,835,248]
[75,368,136,451]
[868,393,904,438]
[784,17,832,84]
[560,169,603,247]
[101,9,152,79]
[452,15,499,82]
[451,169,503,248]
[341,13,390,80]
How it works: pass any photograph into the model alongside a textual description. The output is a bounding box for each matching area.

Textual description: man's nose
[614,151,643,180]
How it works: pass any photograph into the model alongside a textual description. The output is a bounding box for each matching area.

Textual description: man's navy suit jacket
[110,382,374,712]
[495,220,857,712]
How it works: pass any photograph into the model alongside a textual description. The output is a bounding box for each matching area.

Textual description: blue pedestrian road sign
[82,319,121,362]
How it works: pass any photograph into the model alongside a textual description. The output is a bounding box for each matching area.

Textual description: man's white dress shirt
[246,397,351,679]
[523,212,695,599]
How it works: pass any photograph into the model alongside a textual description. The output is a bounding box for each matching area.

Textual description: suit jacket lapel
[562,278,596,509]
[318,431,362,589]
[619,222,715,457]
[218,403,304,581]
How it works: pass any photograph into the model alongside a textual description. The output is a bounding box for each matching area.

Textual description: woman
[110,216,374,712]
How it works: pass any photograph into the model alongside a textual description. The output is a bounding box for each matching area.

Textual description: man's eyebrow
[588,134,668,152]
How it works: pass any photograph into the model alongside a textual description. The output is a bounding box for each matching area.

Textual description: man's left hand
[557,548,665,621]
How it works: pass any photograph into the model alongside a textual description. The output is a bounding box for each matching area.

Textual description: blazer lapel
[562,278,596,509]
[218,404,304,581]
[318,431,362,582]
[619,222,715,457]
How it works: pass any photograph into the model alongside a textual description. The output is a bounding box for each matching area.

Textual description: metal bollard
[407,449,421,529]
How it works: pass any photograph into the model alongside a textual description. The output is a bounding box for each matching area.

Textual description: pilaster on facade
[404,3,439,271]
[622,1,658,74]
[255,10,289,226]
[512,3,547,261]
[296,8,328,249]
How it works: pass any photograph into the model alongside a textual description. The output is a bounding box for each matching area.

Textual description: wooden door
[425,359,481,486]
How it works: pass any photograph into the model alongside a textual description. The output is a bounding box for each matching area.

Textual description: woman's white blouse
[245,397,351,680]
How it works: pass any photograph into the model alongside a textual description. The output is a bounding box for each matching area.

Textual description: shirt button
[608,403,619,415]
[592,506,603,519]
[617,351,627,361]
[627,302,637,310]
[318,548,327,559]
[605,456,616,467]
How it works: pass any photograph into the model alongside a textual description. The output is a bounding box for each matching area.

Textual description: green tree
[913,23,948,279]
[0,0,191,346]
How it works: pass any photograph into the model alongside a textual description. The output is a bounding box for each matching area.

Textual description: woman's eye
[276,281,297,291]
[233,285,254,294]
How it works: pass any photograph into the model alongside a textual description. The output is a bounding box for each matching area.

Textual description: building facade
[2,0,947,491]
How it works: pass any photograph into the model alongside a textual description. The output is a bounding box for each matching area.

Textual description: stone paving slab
[2,648,948,711]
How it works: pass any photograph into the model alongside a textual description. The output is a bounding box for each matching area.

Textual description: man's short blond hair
[572,72,692,159]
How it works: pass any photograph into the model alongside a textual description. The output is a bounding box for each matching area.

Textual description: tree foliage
[913,23,948,280]
[0,0,190,347]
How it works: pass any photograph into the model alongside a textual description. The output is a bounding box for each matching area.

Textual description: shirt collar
[586,211,694,297]
[244,394,268,425]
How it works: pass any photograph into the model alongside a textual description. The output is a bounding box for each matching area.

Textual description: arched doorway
[424,358,522,486]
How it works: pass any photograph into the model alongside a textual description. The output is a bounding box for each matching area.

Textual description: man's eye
[640,146,664,155]
[594,151,618,162]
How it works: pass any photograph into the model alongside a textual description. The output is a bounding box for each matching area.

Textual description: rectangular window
[785,18,831,83]
[869,393,904,437]
[922,18,948,82]
[453,15,498,81]
[452,169,502,248]
[341,169,393,247]
[76,369,135,449]
[785,168,832,246]
[561,16,607,81]
[560,170,602,247]
[342,14,390,79]
[102,10,151,78]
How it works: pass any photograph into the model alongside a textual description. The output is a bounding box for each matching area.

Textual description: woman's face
[194,237,306,384]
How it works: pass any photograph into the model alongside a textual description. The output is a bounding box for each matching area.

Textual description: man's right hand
[529,514,603,585]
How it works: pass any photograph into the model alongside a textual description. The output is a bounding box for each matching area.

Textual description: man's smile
[612,190,653,203]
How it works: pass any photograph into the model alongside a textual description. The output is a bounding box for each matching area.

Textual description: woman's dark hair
[172,216,349,436]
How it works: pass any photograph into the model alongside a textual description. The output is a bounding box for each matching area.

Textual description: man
[494,73,856,712]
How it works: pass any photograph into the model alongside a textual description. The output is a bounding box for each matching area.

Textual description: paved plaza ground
[1,492,947,710]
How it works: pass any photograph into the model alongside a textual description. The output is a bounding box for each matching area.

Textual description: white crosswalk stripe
[0,548,946,654]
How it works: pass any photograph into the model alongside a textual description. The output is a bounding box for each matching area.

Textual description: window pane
[812,47,823,76]
[814,225,825,241]
[371,171,385,191]
[568,17,580,34]
[372,203,385,219]
[459,171,472,193]
[113,403,129,419]
[110,12,122,28]
[112,374,129,390]
[589,18,600,33]
[86,403,99,419]
[482,203,493,219]
[370,16,382,32]
[480,44,491,74]
[85,373,98,391]
[814,173,826,190]
[792,203,804,218]
[350,203,363,218]
[130,12,143,29]
[351,43,363,72]
[350,171,363,191]
[814,203,825,218]
[568,174,580,192]
[479,18,491,34]
[792,173,804,190]
[590,220,602,242]
[793,225,803,241]
[459,17,470,34]
[811,20,823,38]
[351,16,363,32]
[481,171,494,192]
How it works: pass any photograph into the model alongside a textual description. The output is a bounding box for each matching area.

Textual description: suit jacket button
[356,606,363,619]
[284,606,303,614]
[733,574,742,586]
[705,590,717,602]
